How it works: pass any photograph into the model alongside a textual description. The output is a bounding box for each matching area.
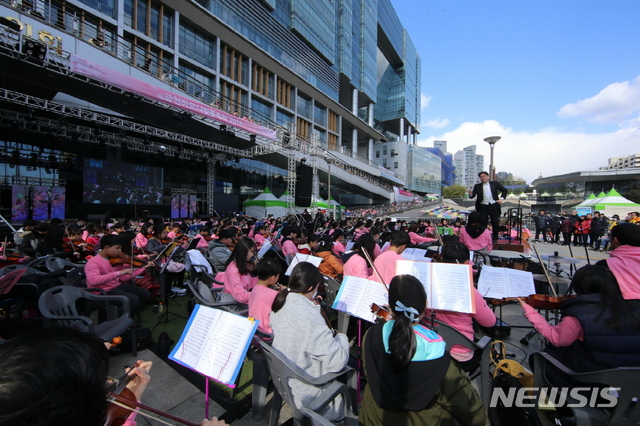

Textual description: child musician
[85,234,155,318]
[248,257,282,337]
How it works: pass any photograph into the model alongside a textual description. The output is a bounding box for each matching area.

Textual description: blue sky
[392,0,640,183]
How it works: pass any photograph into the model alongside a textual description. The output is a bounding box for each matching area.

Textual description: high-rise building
[453,145,485,189]
[374,140,441,195]
[0,0,421,217]
[426,140,455,187]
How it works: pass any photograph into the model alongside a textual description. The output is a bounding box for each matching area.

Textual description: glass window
[376,151,379,158]
[150,3,160,40]
[314,103,326,127]
[136,0,147,34]
[390,149,395,156]
[383,146,387,155]
[394,162,398,169]
[123,0,133,27]
[276,110,293,126]
[163,13,173,45]
[383,159,387,168]
[296,94,310,119]
[179,21,215,67]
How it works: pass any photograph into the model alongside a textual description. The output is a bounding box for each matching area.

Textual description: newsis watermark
[490,387,620,408]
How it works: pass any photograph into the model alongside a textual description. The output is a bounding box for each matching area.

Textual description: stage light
[220,124,227,132]
[22,39,47,63]
[26,107,35,121]
[250,134,256,143]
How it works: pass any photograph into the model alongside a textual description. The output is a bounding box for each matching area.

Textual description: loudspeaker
[295,164,313,207]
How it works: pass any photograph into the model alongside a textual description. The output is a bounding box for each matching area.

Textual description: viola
[492,294,576,310]
[371,303,395,321]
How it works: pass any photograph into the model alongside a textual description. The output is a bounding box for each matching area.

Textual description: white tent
[591,188,640,218]
[244,187,287,218]
[278,190,303,213]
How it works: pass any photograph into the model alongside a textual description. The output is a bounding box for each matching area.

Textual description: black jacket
[469,181,508,211]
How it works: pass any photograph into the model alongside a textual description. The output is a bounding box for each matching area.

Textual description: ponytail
[271,262,321,313]
[387,275,427,370]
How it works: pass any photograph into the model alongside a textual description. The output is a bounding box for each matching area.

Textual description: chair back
[322,275,340,307]
[533,352,640,425]
[185,280,217,305]
[259,340,314,418]
[45,256,81,273]
[431,319,492,407]
[0,264,42,276]
[38,286,90,331]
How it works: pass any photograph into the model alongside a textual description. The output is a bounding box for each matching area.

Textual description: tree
[442,184,467,199]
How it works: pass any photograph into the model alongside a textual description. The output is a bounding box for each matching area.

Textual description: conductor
[468,171,508,242]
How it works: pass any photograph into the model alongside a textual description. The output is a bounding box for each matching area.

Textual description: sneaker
[171,286,187,295]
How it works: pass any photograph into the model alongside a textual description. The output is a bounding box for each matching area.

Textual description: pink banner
[70,55,277,140]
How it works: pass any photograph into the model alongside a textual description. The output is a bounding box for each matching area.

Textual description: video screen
[83,158,164,205]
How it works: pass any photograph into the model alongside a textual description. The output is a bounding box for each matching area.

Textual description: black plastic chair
[322,275,349,335]
[532,352,640,425]
[38,286,137,356]
[185,279,247,315]
[429,319,492,408]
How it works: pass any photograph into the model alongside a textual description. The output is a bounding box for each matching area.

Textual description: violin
[109,254,149,269]
[371,303,395,321]
[492,294,576,310]
[105,363,198,426]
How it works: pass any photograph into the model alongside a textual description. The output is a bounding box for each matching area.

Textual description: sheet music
[169,306,258,386]
[345,241,355,251]
[195,312,255,383]
[429,263,474,313]
[284,253,323,276]
[171,307,222,370]
[381,241,390,252]
[401,248,429,261]
[477,266,535,299]
[477,266,507,299]
[333,276,389,323]
[396,260,474,314]
[257,240,272,259]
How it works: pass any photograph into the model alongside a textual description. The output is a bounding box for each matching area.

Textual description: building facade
[0,0,421,220]
[426,140,455,187]
[453,145,484,189]
[605,154,640,170]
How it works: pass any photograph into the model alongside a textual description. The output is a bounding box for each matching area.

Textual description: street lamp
[483,136,501,181]
[326,157,335,218]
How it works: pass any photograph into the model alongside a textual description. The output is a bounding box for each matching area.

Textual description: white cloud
[558,76,640,124]
[417,120,639,183]
[424,117,451,129]
[421,93,432,110]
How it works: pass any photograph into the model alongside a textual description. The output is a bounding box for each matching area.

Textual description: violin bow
[532,244,558,297]
[64,225,80,256]
[360,244,388,292]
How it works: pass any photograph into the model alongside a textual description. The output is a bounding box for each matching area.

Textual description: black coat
[469,181,508,211]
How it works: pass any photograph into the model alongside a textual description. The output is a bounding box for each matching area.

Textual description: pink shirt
[248,284,278,334]
[85,255,145,292]
[254,233,267,250]
[522,304,583,347]
[408,232,435,245]
[432,289,496,361]
[373,244,382,258]
[332,241,346,257]
[459,227,493,252]
[134,233,148,250]
[219,261,258,304]
[343,254,370,279]
[282,239,298,257]
[371,250,404,285]
[194,234,209,249]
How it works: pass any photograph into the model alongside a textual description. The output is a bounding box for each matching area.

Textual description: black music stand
[152,244,188,331]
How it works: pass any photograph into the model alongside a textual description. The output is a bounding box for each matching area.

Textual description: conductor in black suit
[468,171,508,242]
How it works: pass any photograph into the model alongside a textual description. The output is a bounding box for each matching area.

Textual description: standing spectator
[546,213,559,244]
[569,210,579,246]
[574,216,590,246]
[590,211,608,250]
[533,209,548,243]
[560,216,573,246]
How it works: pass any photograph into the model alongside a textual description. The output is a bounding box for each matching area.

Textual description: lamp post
[483,136,501,181]
[326,157,335,218]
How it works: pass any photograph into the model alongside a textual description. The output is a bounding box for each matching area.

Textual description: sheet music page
[345,241,355,251]
[477,265,507,299]
[171,306,222,369]
[194,311,255,383]
[332,275,372,321]
[360,280,390,323]
[396,260,432,301]
[381,241,390,252]
[401,248,416,260]
[429,263,475,314]
[257,240,272,259]
[284,253,323,275]
[505,268,536,297]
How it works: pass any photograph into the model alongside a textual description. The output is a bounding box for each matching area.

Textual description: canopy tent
[327,196,343,211]
[590,188,640,217]
[277,190,302,213]
[244,187,287,218]
[310,197,329,210]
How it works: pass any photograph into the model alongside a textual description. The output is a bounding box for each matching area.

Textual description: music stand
[185,238,199,252]
[152,243,188,331]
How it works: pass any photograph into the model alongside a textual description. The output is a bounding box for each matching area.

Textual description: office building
[453,145,484,189]
[0,0,420,219]
[426,140,455,187]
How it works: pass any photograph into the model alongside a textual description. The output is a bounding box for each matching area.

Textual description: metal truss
[207,161,215,216]
[13,176,66,186]
[169,188,197,194]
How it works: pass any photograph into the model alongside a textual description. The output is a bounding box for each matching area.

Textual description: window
[390,149,395,156]
[179,21,215,67]
[383,159,387,167]
[376,151,379,158]
[383,146,387,155]
[394,162,398,169]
